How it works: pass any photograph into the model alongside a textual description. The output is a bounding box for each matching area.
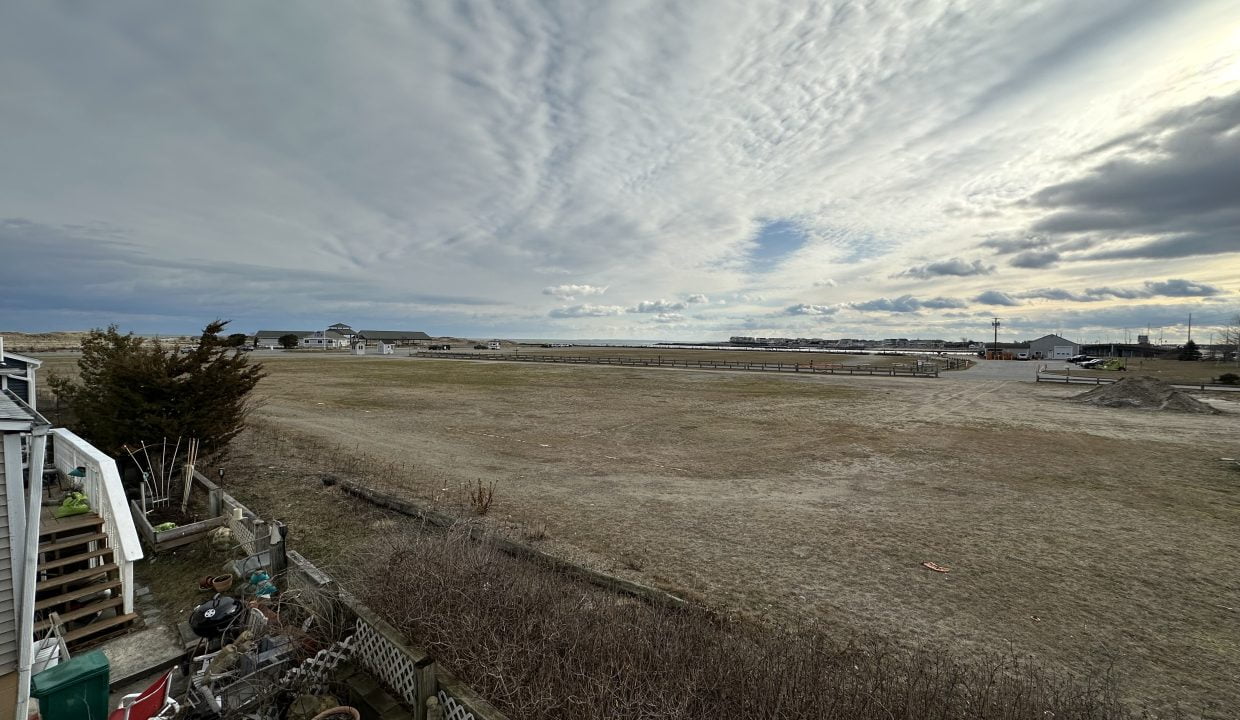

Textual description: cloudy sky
[2,1,1238,342]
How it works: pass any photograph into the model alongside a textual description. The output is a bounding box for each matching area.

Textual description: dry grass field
[37,350,1240,716]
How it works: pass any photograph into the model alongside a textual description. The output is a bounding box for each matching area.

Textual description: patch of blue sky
[748,219,809,272]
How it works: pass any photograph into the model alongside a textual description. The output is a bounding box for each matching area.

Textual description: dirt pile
[1071,376,1219,414]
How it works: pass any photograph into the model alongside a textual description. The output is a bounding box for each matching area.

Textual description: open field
[37,351,1240,716]
[1040,357,1239,384]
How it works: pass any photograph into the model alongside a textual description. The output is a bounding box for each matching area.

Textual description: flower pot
[212,574,234,592]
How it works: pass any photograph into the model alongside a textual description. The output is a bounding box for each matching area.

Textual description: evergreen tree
[1178,339,1202,361]
[49,320,266,461]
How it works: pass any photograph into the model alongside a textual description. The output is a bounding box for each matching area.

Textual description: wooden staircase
[34,510,138,647]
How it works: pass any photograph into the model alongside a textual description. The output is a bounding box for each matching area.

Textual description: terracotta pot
[211,574,234,592]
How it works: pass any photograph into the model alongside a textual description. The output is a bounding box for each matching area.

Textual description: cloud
[978,234,1048,255]
[1009,249,1061,268]
[897,258,994,279]
[630,299,686,314]
[543,284,608,300]
[685,294,709,304]
[851,295,965,313]
[1024,92,1240,262]
[1020,288,1101,303]
[0,2,1231,339]
[972,291,1020,306]
[1085,278,1222,300]
[783,303,838,316]
[548,304,627,318]
[653,313,685,323]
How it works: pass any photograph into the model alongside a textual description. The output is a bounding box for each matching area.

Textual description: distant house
[1028,334,1080,360]
[254,330,312,349]
[0,346,41,409]
[327,323,356,339]
[300,330,350,349]
[355,330,431,345]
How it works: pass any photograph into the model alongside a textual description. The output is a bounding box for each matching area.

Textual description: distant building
[301,330,350,349]
[355,330,431,345]
[0,347,41,409]
[254,330,312,348]
[327,323,356,340]
[1027,334,1080,360]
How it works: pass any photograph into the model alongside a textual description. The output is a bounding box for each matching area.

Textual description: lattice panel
[281,634,355,694]
[352,618,420,707]
[229,515,256,554]
[438,690,478,720]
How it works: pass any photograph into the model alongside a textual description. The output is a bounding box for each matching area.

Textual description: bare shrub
[348,528,1141,720]
[469,479,496,516]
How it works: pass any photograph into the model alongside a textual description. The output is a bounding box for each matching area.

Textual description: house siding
[0,439,17,674]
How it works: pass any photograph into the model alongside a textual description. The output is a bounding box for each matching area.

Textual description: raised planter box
[129,499,226,552]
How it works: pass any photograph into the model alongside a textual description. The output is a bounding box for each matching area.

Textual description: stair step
[36,563,118,592]
[33,597,123,632]
[35,580,122,611]
[60,613,138,645]
[39,533,108,555]
[39,547,113,572]
[39,514,104,537]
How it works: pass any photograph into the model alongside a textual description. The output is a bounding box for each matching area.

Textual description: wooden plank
[33,597,122,632]
[38,513,104,537]
[39,532,106,554]
[39,547,112,571]
[35,580,122,610]
[35,563,118,592]
[60,612,137,644]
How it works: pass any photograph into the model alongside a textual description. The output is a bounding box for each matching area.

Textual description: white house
[300,330,349,349]
[0,344,41,410]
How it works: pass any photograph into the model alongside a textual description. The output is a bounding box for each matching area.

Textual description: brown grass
[351,527,1141,720]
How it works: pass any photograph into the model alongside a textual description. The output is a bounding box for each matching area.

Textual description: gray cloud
[685,294,709,304]
[1020,288,1101,303]
[978,234,1049,254]
[630,299,687,314]
[1085,278,1222,300]
[851,295,966,313]
[972,291,1020,306]
[543,284,608,300]
[548,304,627,318]
[1025,91,1240,261]
[783,303,838,316]
[1009,249,1061,268]
[896,257,994,279]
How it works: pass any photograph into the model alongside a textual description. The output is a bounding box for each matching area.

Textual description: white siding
[0,438,17,673]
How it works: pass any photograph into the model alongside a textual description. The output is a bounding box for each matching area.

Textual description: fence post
[415,656,437,720]
[270,520,288,575]
[208,487,221,517]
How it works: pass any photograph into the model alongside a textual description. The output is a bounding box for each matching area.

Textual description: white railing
[48,428,144,614]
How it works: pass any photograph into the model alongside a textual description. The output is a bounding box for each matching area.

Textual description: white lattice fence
[351,617,422,708]
[281,634,355,694]
[438,690,479,720]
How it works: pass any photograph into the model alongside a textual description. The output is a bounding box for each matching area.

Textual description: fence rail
[1036,369,1240,392]
[416,351,943,377]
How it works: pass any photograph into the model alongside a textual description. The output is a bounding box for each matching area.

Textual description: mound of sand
[1071,376,1219,414]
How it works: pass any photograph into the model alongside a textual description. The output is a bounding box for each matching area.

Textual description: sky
[2,1,1239,343]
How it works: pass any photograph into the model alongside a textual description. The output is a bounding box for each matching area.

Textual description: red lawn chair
[109,668,179,720]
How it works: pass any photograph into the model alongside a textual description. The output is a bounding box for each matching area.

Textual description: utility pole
[991,317,1001,358]
[1187,313,1192,343]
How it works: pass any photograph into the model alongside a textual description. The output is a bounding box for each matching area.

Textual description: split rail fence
[1035,368,1240,392]
[417,351,946,377]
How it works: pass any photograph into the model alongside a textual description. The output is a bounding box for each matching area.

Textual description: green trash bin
[30,650,110,720]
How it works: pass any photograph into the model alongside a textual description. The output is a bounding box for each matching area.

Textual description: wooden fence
[1035,369,1240,392]
[416,351,943,377]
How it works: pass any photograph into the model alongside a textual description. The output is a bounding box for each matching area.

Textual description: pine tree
[49,320,267,462]
[1178,339,1202,361]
